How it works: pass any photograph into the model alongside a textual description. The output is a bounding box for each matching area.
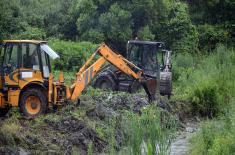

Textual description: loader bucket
[141,78,157,102]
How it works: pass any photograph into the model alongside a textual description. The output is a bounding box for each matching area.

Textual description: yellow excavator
[0,40,157,118]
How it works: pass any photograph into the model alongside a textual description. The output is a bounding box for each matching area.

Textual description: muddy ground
[0,90,190,155]
[0,91,149,155]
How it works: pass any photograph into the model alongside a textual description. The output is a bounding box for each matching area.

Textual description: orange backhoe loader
[0,40,157,118]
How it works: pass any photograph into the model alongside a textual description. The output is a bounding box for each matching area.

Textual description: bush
[190,102,235,155]
[191,84,219,118]
[173,45,235,117]
[49,40,98,71]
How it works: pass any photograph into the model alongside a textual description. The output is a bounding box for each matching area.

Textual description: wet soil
[170,121,198,155]
[0,90,194,155]
[0,91,150,155]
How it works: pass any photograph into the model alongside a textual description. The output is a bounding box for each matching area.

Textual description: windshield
[127,43,158,76]
[40,44,59,60]
[128,43,157,65]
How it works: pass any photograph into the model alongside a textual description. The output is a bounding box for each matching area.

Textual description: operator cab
[127,40,166,77]
[0,40,59,89]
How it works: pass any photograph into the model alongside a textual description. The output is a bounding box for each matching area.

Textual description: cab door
[18,43,43,89]
[3,42,20,86]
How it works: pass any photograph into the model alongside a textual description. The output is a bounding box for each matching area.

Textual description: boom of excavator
[0,40,157,118]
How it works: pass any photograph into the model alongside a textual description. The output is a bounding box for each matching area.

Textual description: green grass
[172,44,235,154]
[173,44,235,117]
[190,102,235,155]
[120,105,178,155]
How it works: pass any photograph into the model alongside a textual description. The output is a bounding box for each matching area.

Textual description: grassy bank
[173,45,235,118]
[0,88,178,154]
[172,45,235,154]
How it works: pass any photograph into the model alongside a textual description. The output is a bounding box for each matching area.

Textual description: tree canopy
[0,0,234,53]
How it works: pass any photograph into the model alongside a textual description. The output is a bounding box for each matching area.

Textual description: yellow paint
[8,89,20,106]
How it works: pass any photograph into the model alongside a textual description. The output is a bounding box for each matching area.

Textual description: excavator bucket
[141,78,157,102]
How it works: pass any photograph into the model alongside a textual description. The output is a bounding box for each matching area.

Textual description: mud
[44,116,108,154]
[0,89,186,155]
[0,91,153,155]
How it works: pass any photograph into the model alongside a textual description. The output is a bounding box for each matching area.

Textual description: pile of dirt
[44,116,108,154]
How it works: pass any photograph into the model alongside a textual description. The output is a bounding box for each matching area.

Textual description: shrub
[190,102,235,155]
[191,83,219,118]
[49,40,98,71]
[173,45,235,117]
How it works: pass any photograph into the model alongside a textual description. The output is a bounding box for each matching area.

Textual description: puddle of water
[170,122,198,155]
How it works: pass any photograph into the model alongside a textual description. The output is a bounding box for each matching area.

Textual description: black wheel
[94,74,117,91]
[129,80,141,93]
[19,88,47,118]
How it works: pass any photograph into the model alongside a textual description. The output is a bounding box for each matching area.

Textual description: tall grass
[173,45,235,154]
[190,100,235,155]
[120,105,177,155]
[173,45,235,117]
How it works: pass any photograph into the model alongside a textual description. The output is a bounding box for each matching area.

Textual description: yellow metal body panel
[0,93,5,108]
[4,69,44,88]
[18,69,44,89]
[71,57,106,100]
[8,89,20,106]
[2,68,45,107]
[48,73,53,103]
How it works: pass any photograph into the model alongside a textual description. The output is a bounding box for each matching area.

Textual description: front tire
[20,88,47,118]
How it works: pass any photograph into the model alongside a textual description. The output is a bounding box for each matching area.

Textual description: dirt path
[170,121,198,155]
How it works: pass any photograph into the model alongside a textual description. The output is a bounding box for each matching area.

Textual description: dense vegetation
[0,0,235,154]
[0,0,234,53]
[173,45,235,154]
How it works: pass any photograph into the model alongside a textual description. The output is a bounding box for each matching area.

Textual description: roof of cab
[0,40,47,44]
[128,40,165,45]
[128,40,166,48]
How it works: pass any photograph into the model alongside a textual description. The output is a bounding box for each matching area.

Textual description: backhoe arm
[69,44,156,101]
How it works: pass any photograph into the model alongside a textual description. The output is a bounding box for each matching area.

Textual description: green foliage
[87,143,93,155]
[197,24,230,52]
[190,102,235,155]
[138,26,155,41]
[0,0,24,39]
[121,105,177,155]
[75,0,199,53]
[14,27,46,40]
[49,40,98,71]
[191,84,219,118]
[162,2,199,53]
[173,45,235,117]
[185,0,235,51]
[1,0,234,52]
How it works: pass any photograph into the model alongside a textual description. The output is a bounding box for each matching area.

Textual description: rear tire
[94,74,117,91]
[20,88,47,118]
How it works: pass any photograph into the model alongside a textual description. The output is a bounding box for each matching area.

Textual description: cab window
[40,50,50,78]
[3,43,19,71]
[22,43,40,70]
